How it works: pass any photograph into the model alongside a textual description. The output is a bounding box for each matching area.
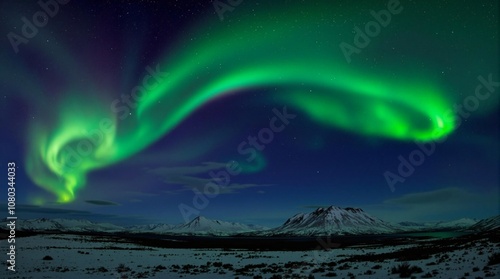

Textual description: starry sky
[1,0,498,227]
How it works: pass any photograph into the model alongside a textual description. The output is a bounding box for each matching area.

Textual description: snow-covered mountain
[268,206,397,236]
[4,212,494,236]
[468,215,500,232]
[11,218,124,233]
[129,217,264,236]
[2,216,261,236]
[168,216,258,236]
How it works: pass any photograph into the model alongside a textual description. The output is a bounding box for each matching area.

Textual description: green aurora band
[24,3,457,203]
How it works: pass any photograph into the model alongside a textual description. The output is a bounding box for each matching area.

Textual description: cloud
[85,200,120,206]
[148,162,271,194]
[123,191,160,197]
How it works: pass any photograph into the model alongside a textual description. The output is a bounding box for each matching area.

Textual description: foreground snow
[1,233,498,278]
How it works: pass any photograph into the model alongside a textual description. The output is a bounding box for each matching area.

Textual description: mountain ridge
[3,207,495,236]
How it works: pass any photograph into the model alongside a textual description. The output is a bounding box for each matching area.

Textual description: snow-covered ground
[1,233,498,278]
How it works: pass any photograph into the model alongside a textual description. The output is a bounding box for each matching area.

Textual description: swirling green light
[25,2,455,203]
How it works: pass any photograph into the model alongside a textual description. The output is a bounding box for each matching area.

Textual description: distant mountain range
[468,215,500,232]
[396,218,479,231]
[167,216,263,235]
[3,206,498,236]
[6,216,267,236]
[13,218,124,233]
[128,223,176,233]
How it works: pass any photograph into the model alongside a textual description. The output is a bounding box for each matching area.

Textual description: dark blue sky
[1,0,498,227]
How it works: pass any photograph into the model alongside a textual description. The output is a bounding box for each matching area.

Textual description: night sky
[1,0,498,227]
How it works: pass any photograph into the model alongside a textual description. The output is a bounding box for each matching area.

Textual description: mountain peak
[192,216,207,221]
[274,205,395,236]
[312,206,338,213]
[312,206,364,214]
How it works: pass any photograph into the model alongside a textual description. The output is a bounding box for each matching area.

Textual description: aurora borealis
[1,0,498,226]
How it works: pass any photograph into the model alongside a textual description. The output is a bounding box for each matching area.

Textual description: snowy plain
[1,232,498,279]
